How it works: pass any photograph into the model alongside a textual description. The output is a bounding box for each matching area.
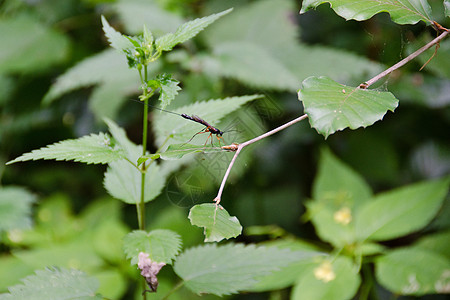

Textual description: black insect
[131,99,225,146]
[180,113,224,146]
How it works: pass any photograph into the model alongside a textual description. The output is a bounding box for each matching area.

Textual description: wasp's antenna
[130,99,182,116]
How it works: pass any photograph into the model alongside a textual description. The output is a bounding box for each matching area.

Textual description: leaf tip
[100,15,108,27]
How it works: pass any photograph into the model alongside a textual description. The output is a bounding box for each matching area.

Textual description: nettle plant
[2,1,450,300]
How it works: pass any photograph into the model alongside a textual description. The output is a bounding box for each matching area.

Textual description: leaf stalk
[214,114,308,204]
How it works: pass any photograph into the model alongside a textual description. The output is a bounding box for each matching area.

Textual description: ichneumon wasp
[131,99,227,147]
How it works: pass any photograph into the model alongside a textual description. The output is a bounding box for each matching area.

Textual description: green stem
[138,65,150,300]
[360,263,378,300]
[137,64,149,231]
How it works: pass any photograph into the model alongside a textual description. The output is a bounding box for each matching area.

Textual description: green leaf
[136,154,159,165]
[358,242,386,256]
[0,256,34,294]
[313,148,372,208]
[43,50,125,104]
[156,74,181,109]
[180,0,381,92]
[445,0,450,18]
[155,8,232,51]
[291,257,361,300]
[123,229,182,265]
[189,204,242,242]
[94,269,126,300]
[306,149,373,247]
[103,153,165,204]
[153,95,262,146]
[91,218,128,264]
[298,76,399,138]
[42,49,143,119]
[182,0,298,91]
[375,247,450,295]
[305,201,357,248]
[6,133,125,165]
[112,0,183,34]
[0,187,36,232]
[104,118,137,156]
[300,0,433,25]
[414,230,450,260]
[0,267,100,300]
[193,42,299,90]
[0,14,69,74]
[204,0,297,52]
[103,119,166,204]
[173,243,308,296]
[101,16,134,52]
[142,24,153,48]
[248,240,325,292]
[13,238,104,271]
[355,177,450,241]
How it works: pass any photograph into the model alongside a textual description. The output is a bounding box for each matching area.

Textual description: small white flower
[314,261,336,283]
[334,207,352,225]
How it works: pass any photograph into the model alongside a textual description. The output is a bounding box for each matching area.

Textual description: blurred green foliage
[0,0,449,299]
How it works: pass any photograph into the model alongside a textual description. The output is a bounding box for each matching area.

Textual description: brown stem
[214,114,308,205]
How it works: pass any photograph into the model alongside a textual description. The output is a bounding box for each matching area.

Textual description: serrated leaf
[101,16,134,52]
[42,49,145,119]
[298,76,399,138]
[291,257,361,300]
[0,267,100,300]
[104,118,137,156]
[157,75,181,109]
[103,119,166,204]
[300,0,433,25]
[153,95,262,147]
[143,24,153,47]
[123,229,182,265]
[6,133,125,165]
[355,177,450,241]
[174,243,308,296]
[0,15,69,74]
[0,187,36,232]
[43,50,130,104]
[155,8,232,51]
[189,204,242,242]
[375,248,450,295]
